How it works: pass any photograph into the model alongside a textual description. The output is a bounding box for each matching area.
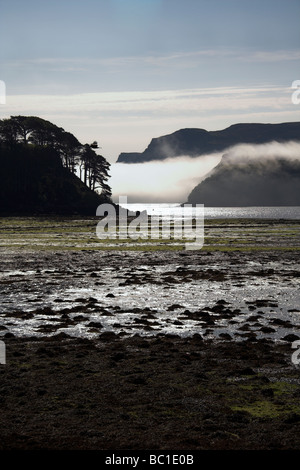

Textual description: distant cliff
[117,122,300,163]
[187,148,300,206]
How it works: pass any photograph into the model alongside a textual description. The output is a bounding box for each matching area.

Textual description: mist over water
[109,141,300,204]
[223,141,300,164]
[110,154,222,203]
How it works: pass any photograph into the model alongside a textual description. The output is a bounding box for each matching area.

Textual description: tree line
[0,115,112,199]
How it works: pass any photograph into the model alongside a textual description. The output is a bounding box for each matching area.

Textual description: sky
[0,0,300,168]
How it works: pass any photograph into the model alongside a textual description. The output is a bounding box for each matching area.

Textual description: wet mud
[0,219,300,450]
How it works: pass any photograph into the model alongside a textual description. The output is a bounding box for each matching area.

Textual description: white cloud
[2,85,298,161]
[4,48,300,71]
[4,85,291,115]
[243,50,300,62]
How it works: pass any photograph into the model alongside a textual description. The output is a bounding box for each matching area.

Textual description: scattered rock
[99,331,118,341]
[219,333,232,340]
[284,413,300,424]
[237,367,256,376]
[167,304,184,311]
[87,321,103,329]
[259,326,276,333]
[282,334,300,342]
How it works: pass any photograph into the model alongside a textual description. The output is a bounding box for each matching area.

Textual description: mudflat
[0,217,300,450]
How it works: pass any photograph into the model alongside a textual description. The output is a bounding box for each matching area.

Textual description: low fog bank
[110,153,222,203]
[187,141,300,206]
[109,141,300,204]
[222,140,300,165]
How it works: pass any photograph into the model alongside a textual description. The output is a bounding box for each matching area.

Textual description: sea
[118,204,300,220]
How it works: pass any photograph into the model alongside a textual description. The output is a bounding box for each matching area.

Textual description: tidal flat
[0,217,300,450]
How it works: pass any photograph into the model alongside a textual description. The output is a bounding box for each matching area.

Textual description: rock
[128,376,147,385]
[284,413,300,424]
[87,321,103,329]
[191,333,203,342]
[36,347,55,357]
[237,367,256,376]
[111,352,126,362]
[4,332,15,338]
[219,333,232,340]
[259,326,276,333]
[261,388,274,398]
[99,331,118,341]
[282,334,300,342]
[167,304,184,311]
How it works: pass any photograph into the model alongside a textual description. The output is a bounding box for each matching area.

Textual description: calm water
[121,204,300,220]
[203,206,300,219]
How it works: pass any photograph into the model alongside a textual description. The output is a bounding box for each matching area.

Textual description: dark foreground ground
[0,217,300,454]
[1,331,300,451]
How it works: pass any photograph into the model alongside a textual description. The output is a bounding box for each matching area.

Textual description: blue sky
[0,0,300,161]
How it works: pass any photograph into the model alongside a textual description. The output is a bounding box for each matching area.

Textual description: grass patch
[230,378,300,418]
[0,217,300,252]
[231,401,300,419]
[202,245,300,252]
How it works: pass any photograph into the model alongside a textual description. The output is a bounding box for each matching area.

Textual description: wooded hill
[0,116,112,215]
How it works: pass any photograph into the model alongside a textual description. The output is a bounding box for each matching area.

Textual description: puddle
[1,250,299,342]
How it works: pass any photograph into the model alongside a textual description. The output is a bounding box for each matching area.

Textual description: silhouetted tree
[0,118,19,148]
[57,131,82,173]
[10,115,37,144]
[0,115,112,200]
[79,144,111,196]
[90,141,99,149]
[27,117,64,148]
